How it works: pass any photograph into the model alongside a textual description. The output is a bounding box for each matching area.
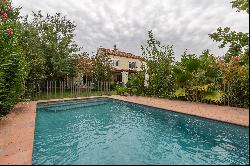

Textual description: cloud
[13,0,249,60]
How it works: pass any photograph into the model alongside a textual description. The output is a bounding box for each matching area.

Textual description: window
[112,59,119,67]
[128,61,136,69]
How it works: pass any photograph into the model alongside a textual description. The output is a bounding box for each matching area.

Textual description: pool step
[38,98,109,109]
[43,101,108,112]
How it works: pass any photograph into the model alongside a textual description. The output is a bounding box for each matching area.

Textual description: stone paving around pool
[0,101,36,165]
[110,96,249,127]
[0,95,249,165]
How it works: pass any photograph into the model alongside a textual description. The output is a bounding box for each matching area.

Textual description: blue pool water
[32,98,249,165]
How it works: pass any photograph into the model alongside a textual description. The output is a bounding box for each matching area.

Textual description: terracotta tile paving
[109,95,249,127]
[0,95,248,165]
[0,101,37,165]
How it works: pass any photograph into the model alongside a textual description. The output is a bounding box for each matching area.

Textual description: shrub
[126,72,145,96]
[115,85,127,95]
[0,0,27,115]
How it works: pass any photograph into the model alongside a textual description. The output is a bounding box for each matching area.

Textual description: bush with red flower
[0,0,27,116]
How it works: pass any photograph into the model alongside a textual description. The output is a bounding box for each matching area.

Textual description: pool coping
[108,96,249,127]
[0,95,249,165]
[108,96,249,128]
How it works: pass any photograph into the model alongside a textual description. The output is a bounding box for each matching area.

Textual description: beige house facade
[97,47,147,85]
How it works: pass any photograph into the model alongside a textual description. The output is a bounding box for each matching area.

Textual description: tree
[209,27,249,62]
[172,51,200,89]
[18,14,46,84]
[231,0,249,13]
[0,0,27,115]
[173,50,224,103]
[19,11,80,82]
[126,71,145,95]
[209,0,249,62]
[217,54,249,107]
[73,52,93,82]
[93,49,112,82]
[141,30,175,97]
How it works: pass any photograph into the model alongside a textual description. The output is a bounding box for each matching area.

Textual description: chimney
[114,44,117,51]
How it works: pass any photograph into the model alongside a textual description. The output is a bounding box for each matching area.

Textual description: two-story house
[96,47,146,85]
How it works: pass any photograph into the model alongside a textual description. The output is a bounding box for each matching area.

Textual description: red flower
[7,6,13,11]
[1,0,8,3]
[1,13,8,19]
[7,28,13,37]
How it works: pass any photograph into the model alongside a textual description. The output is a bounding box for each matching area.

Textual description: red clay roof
[97,48,144,60]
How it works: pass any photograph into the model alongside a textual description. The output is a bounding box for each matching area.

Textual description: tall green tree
[0,0,27,115]
[19,11,80,83]
[209,0,249,62]
[141,30,175,97]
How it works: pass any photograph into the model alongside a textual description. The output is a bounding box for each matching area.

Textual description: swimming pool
[32,98,249,165]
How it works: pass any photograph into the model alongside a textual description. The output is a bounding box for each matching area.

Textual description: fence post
[103,82,105,95]
[72,81,74,97]
[77,83,79,97]
[79,81,83,97]
[74,81,76,97]
[89,81,91,96]
[228,81,230,106]
[75,82,77,97]
[223,82,226,106]
[35,83,37,100]
[104,82,106,95]
[86,82,87,97]
[79,81,81,97]
[195,81,197,102]
[87,81,89,97]
[106,82,108,95]
[47,81,48,99]
[100,81,102,96]
[49,81,51,98]
[59,81,61,98]
[74,83,76,98]
[54,81,56,98]
[109,81,111,95]
[38,83,40,100]
[91,76,93,96]
[60,81,62,98]
[70,80,72,97]
[62,81,63,98]
[88,81,90,96]
[61,81,62,98]
[98,81,99,95]
[106,81,108,95]
[63,81,65,98]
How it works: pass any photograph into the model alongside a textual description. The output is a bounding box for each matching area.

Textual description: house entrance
[116,73,122,82]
